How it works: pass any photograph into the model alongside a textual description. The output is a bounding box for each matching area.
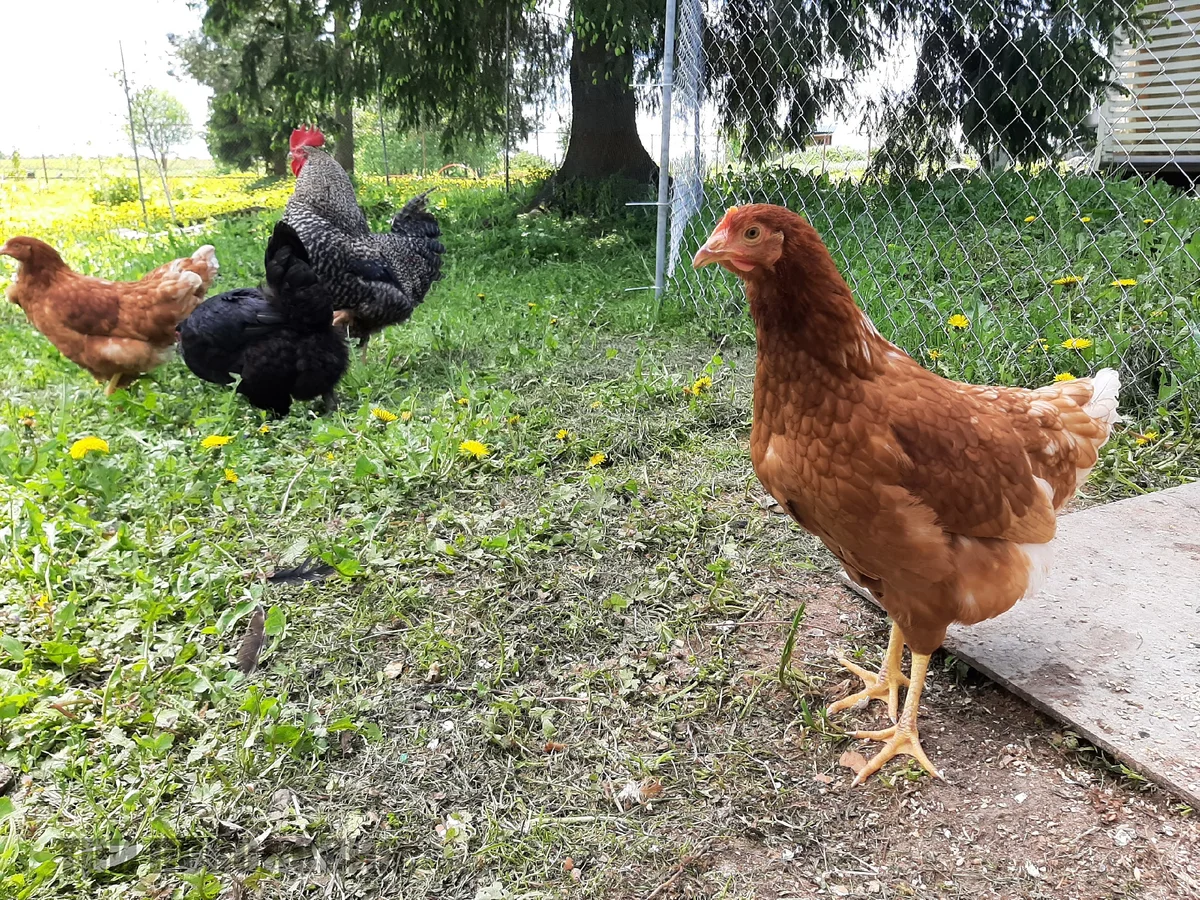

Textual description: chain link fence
[665,0,1200,418]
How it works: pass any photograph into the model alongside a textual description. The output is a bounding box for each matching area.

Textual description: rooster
[694,204,1120,784]
[1,237,218,394]
[177,221,349,417]
[283,126,444,359]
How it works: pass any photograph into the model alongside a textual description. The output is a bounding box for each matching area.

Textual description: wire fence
[665,0,1200,418]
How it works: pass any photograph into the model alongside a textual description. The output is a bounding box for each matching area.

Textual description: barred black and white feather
[283,149,445,347]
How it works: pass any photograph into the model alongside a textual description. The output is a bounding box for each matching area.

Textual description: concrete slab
[841,482,1200,807]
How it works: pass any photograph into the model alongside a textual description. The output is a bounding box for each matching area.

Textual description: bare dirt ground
[232,492,1199,900]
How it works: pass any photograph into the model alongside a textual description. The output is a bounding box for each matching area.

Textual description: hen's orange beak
[692,230,728,269]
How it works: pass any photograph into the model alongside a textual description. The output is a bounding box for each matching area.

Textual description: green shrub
[90,176,140,206]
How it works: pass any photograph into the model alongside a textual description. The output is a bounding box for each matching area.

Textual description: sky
[0,0,913,164]
[1,0,213,158]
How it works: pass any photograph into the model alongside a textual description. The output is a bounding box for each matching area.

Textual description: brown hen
[1,237,219,394]
[694,204,1120,784]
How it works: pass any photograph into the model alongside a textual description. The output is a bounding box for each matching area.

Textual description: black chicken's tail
[390,190,445,284]
[262,221,338,334]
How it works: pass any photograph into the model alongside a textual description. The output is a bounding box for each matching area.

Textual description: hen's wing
[884,363,1120,544]
[56,248,217,349]
[178,289,285,385]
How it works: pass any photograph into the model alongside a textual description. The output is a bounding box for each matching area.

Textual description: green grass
[680,168,1200,420]
[0,173,1197,899]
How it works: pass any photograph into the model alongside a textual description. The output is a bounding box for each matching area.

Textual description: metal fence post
[654,0,679,304]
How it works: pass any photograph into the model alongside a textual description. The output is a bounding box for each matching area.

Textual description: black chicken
[283,126,445,359]
[177,221,349,416]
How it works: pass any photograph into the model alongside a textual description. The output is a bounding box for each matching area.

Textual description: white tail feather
[1084,367,1121,429]
[191,245,219,274]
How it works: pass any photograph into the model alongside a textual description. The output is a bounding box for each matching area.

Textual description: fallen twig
[645,839,715,900]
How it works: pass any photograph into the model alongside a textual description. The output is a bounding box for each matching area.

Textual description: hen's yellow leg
[828,621,909,721]
[851,650,944,785]
[104,374,122,396]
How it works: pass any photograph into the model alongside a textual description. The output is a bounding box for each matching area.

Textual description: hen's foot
[827,622,908,721]
[849,651,944,785]
[104,373,122,396]
[851,721,943,785]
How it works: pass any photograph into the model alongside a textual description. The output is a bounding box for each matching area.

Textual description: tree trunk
[266,145,288,177]
[333,14,355,173]
[334,102,355,172]
[562,36,656,182]
[535,34,657,208]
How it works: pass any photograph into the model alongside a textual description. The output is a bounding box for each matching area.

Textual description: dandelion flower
[372,407,398,423]
[69,436,109,459]
[1024,215,1037,223]
[1110,278,1137,287]
[590,400,603,410]
[459,439,489,460]
[457,397,470,406]
[1054,372,1076,382]
[556,429,570,441]
[477,293,486,300]
[1143,218,1156,225]
[324,451,335,461]
[947,314,970,330]
[689,375,713,395]
[1051,275,1082,287]
[259,425,271,434]
[1150,308,1166,319]
[1061,337,1093,350]
[549,317,558,325]
[401,410,413,422]
[528,302,537,310]
[587,452,607,468]
[927,349,941,360]
[1026,338,1049,353]
[1135,430,1159,446]
[507,414,521,425]
[201,435,231,449]
[1079,216,1092,223]
[224,468,239,483]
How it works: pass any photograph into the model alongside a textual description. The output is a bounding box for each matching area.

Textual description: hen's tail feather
[187,245,220,290]
[390,189,439,236]
[158,268,205,307]
[390,190,445,285]
[1032,367,1122,507]
[235,606,266,675]
[1083,367,1121,431]
[262,222,337,334]
[267,558,336,584]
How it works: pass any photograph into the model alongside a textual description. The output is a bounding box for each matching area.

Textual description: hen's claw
[851,721,944,785]
[849,650,944,785]
[828,658,909,720]
[827,622,909,721]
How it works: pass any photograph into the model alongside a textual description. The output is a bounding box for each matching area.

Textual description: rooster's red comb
[290,125,325,151]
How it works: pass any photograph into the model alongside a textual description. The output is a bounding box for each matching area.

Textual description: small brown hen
[1,237,219,394]
[694,204,1120,784]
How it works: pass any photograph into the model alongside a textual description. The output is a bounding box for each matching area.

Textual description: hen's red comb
[290,125,325,151]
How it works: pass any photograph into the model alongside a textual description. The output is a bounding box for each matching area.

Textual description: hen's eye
[745,226,761,240]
